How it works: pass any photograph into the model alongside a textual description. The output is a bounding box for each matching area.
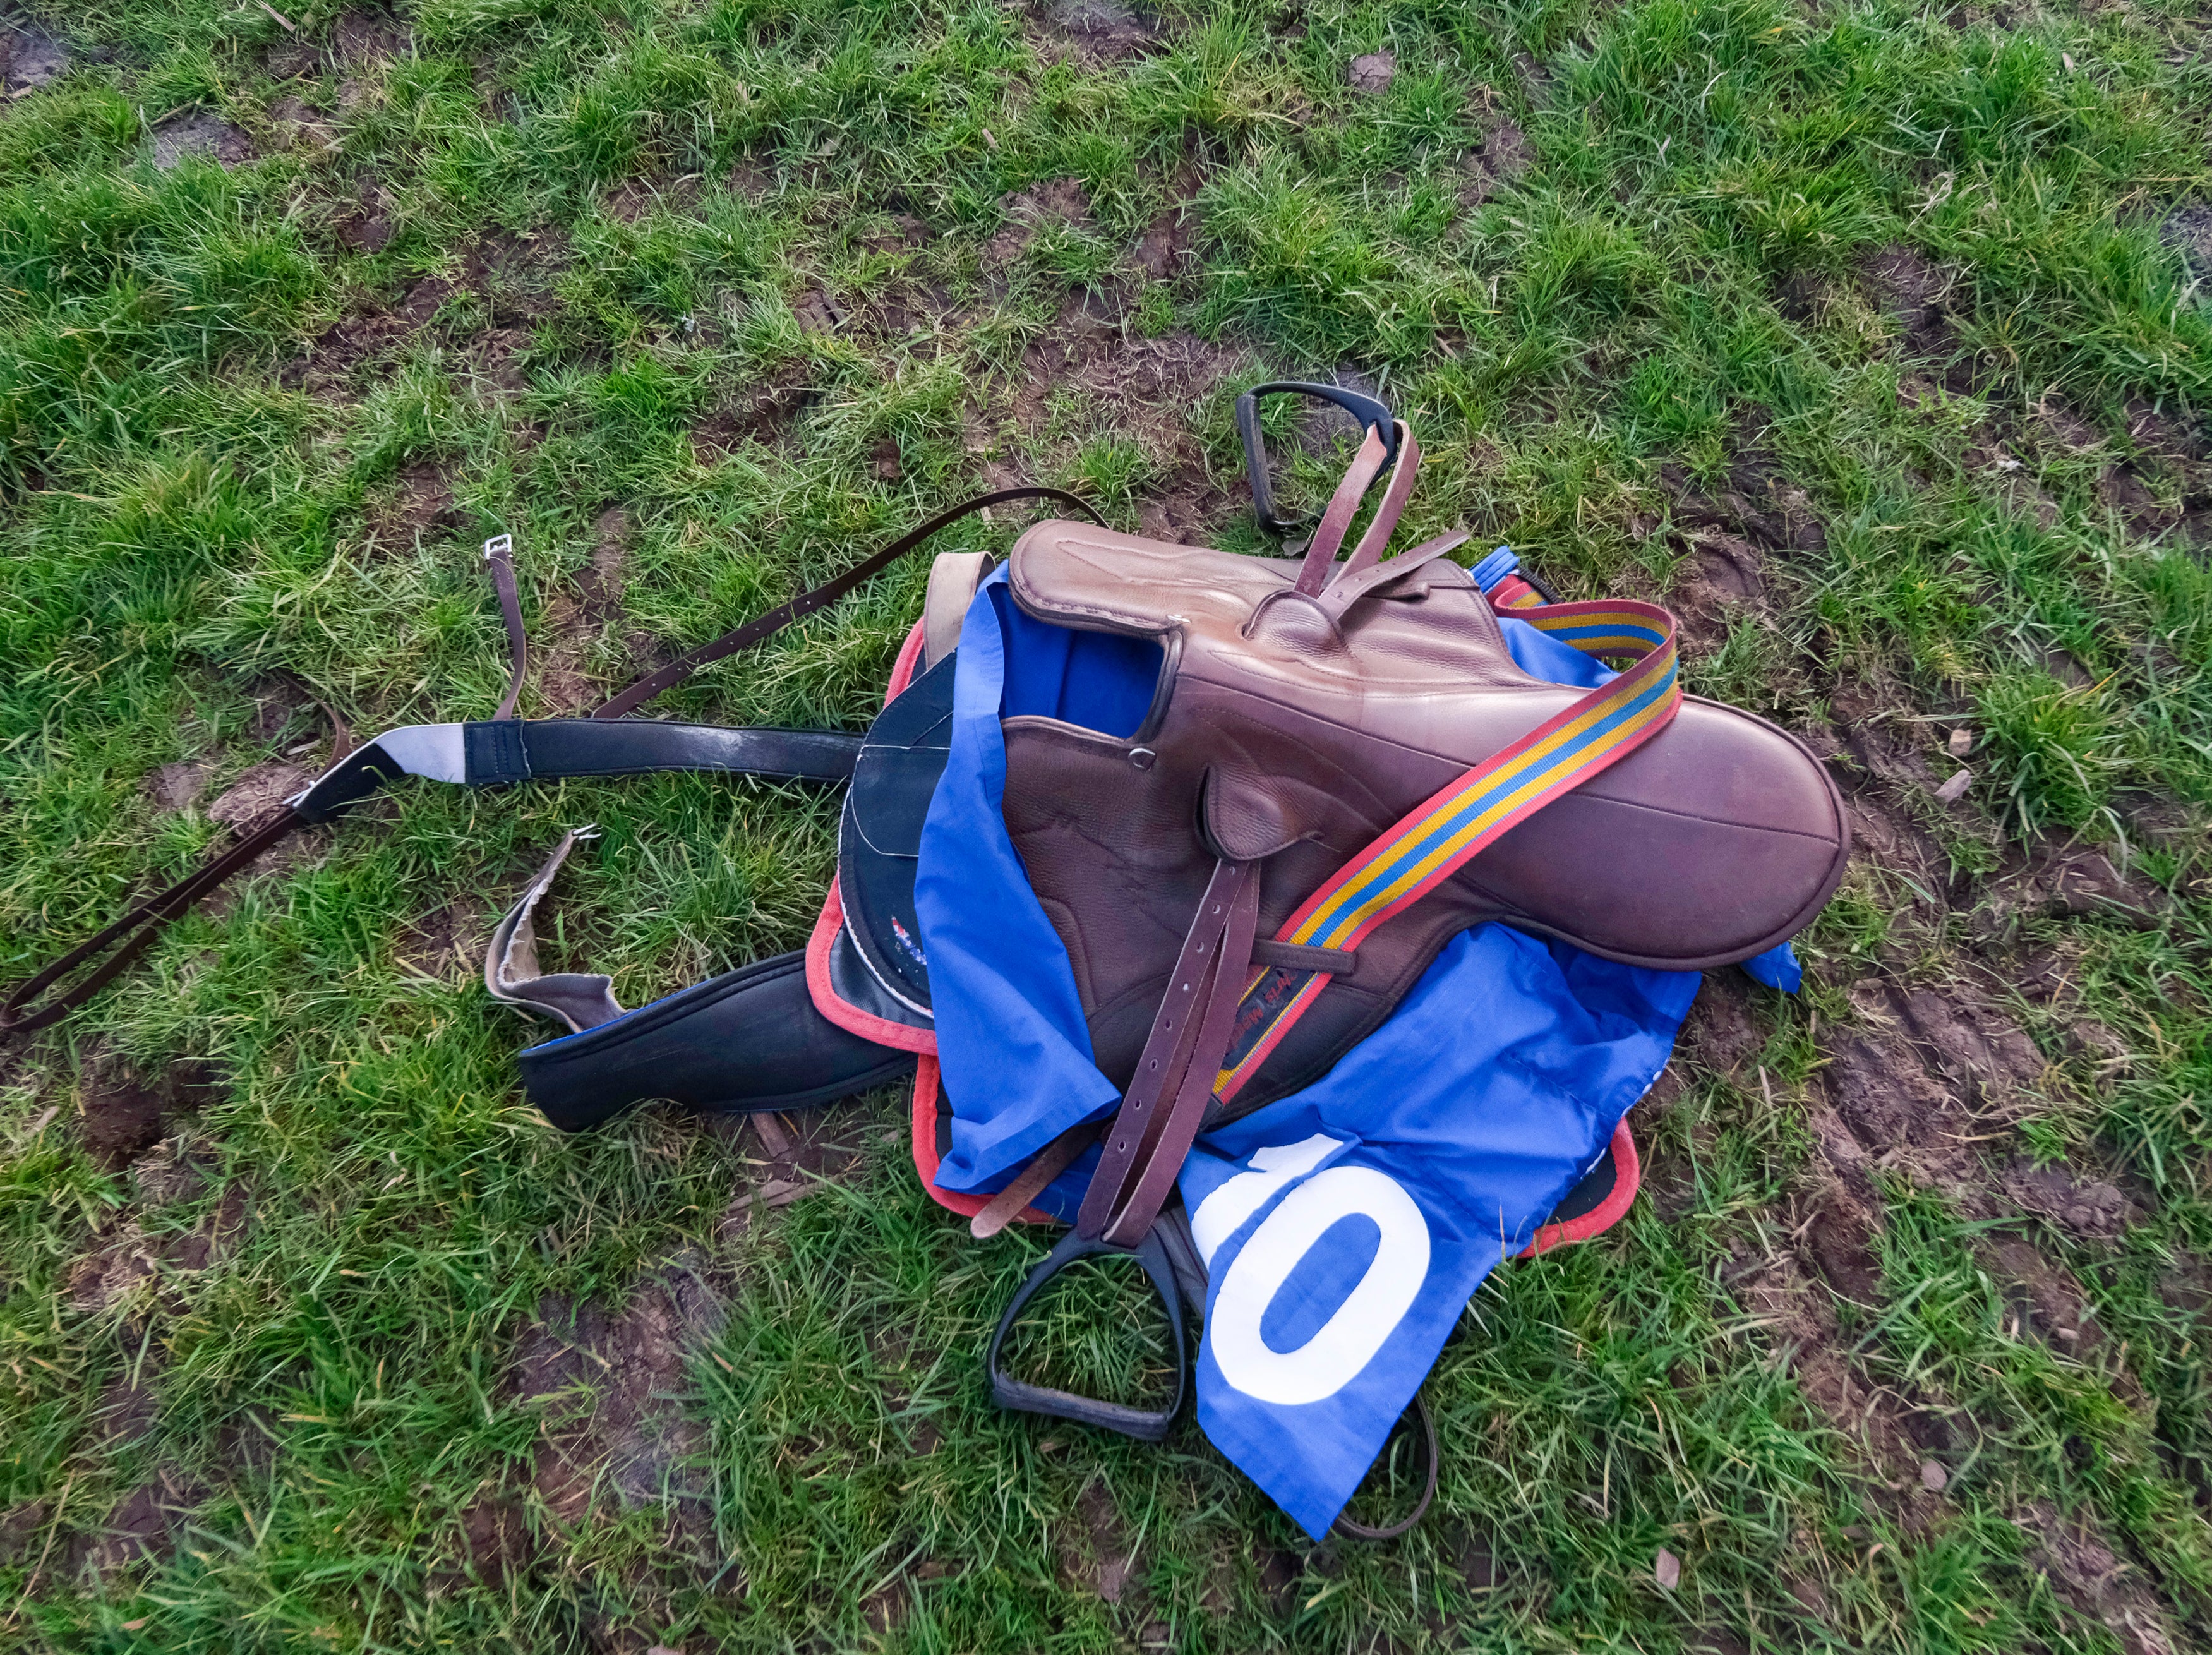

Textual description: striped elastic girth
[1212,594,1681,1104]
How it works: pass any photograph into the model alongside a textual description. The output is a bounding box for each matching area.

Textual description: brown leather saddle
[975,417,1849,1246]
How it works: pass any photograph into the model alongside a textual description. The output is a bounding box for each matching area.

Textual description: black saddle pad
[836,648,958,1016]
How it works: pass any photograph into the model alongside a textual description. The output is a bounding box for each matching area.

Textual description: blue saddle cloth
[913,558,1794,1537]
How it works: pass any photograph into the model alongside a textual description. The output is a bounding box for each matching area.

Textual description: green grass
[2,0,2210,1648]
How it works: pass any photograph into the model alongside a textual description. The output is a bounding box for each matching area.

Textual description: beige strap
[923,551,991,670]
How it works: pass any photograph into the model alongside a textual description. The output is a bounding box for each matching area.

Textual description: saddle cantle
[992,440,1848,1223]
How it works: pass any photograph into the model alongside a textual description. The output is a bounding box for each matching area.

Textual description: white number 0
[1191,1136,1431,1407]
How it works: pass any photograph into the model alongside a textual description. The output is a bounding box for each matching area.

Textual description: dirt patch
[95,1368,160,1445]
[985,177,1092,266]
[3,19,71,92]
[262,37,320,79]
[1512,51,1553,105]
[1859,243,1958,361]
[1131,199,1199,282]
[375,460,469,547]
[1015,298,1246,498]
[529,505,633,714]
[508,1251,727,1532]
[208,761,315,834]
[68,1221,157,1315]
[1347,51,1396,95]
[2016,1502,2179,1655]
[1983,1235,2101,1349]
[152,112,255,171]
[337,207,392,254]
[1656,438,1827,557]
[133,1138,213,1207]
[1999,1160,2131,1240]
[455,1495,536,1586]
[1729,1236,1952,1505]
[1460,120,1532,208]
[1061,1479,1140,1605]
[144,759,216,813]
[277,308,412,392]
[78,1050,192,1170]
[333,7,409,65]
[1974,841,2163,945]
[1666,530,1767,656]
[164,1181,251,1272]
[1815,977,2046,1210]
[1965,442,2059,528]
[1031,0,1157,63]
[66,1474,207,1582]
[693,363,819,455]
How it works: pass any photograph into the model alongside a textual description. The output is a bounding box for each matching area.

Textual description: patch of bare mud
[1347,51,1395,94]
[1806,975,2066,1235]
[986,177,1092,267]
[207,761,316,834]
[1972,840,2165,948]
[152,112,254,171]
[1656,422,1827,556]
[532,505,632,714]
[1729,1233,1957,1508]
[1458,119,1532,208]
[3,18,72,93]
[712,1110,867,1241]
[395,899,479,980]
[1031,0,1158,62]
[508,1251,727,1534]
[1982,1234,2103,1350]
[2017,1502,2179,1655]
[143,759,216,814]
[62,1473,207,1583]
[279,227,565,392]
[1858,244,1959,361]
[1016,301,1249,538]
[1060,1478,1141,1606]
[1665,530,1767,657]
[75,1050,224,1171]
[692,363,819,456]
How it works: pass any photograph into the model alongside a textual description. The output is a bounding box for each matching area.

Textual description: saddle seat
[1000,521,1849,1123]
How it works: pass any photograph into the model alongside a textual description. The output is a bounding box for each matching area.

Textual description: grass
[1,0,2209,1649]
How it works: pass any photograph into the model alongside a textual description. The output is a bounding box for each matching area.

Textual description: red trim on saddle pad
[910,1056,1052,1226]
[1518,1121,1640,1256]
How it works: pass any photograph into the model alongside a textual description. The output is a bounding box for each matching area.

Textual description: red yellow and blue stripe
[1213,593,1680,1102]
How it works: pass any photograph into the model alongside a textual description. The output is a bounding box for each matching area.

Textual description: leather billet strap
[0,805,307,1037]
[1076,857,1261,1248]
[589,486,1103,719]
[987,1224,1188,1443]
[483,534,529,722]
[971,1119,1096,1239]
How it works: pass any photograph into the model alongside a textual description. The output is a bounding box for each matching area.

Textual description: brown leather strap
[0,805,305,1036]
[591,487,1104,720]
[1251,938,1356,975]
[1076,858,1261,1247]
[1331,423,1419,585]
[970,1120,1095,1239]
[1316,529,1472,618]
[1331,1392,1439,1541]
[1292,426,1391,597]
[483,534,529,721]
